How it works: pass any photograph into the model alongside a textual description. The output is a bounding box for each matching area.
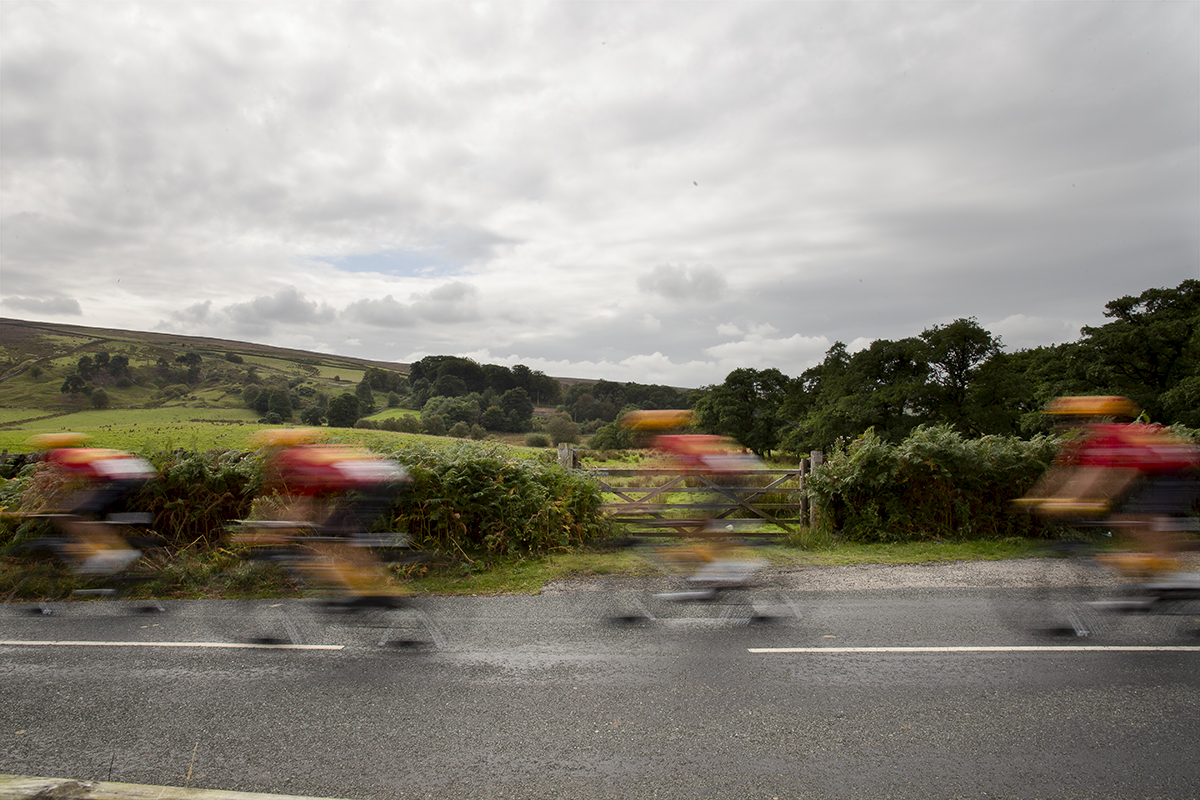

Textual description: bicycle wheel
[996,542,1116,638]
[1128,576,1200,641]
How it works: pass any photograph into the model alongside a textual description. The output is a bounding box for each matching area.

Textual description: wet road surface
[2,583,1199,799]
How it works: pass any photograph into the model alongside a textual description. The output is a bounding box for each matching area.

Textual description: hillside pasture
[366,407,421,421]
[0,408,46,424]
[0,408,261,452]
[0,408,473,453]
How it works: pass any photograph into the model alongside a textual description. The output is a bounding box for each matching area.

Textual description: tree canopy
[696,281,1198,456]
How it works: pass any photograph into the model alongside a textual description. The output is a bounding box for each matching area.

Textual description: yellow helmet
[621,410,695,431]
[27,432,91,450]
[251,428,324,447]
[1044,396,1141,420]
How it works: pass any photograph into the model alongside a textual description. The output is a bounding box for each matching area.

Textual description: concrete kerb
[0,775,353,800]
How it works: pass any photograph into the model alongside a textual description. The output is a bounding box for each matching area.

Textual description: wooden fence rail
[561,445,825,536]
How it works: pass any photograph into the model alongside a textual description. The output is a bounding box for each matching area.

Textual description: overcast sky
[2,1,1197,387]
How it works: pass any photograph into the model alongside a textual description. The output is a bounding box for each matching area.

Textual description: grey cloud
[225,287,335,327]
[412,281,481,323]
[343,296,417,329]
[171,301,212,325]
[1,213,130,268]
[638,264,727,302]
[1,295,82,316]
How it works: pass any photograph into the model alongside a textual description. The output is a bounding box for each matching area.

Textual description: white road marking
[749,645,1200,654]
[0,639,343,650]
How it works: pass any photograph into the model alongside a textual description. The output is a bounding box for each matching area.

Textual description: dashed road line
[749,645,1200,654]
[0,639,343,650]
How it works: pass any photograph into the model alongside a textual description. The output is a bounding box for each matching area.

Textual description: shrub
[300,406,325,426]
[392,441,609,556]
[2,449,262,551]
[137,448,262,548]
[423,414,446,437]
[380,415,422,433]
[588,421,631,450]
[525,433,551,448]
[807,425,1063,542]
[545,412,580,445]
[160,384,190,399]
[327,392,361,428]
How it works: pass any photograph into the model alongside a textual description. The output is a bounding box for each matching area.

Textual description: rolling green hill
[0,317,420,451]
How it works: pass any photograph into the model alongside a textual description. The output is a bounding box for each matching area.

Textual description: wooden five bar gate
[560,445,824,537]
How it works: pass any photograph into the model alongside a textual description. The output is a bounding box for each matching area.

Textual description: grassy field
[0,419,460,454]
[0,319,429,453]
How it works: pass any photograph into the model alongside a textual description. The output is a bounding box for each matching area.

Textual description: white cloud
[990,314,1084,352]
[412,281,481,323]
[705,332,832,374]
[343,296,417,329]
[846,337,873,355]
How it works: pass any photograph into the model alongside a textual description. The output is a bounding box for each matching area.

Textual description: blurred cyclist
[25,433,156,576]
[621,411,767,592]
[1018,397,1200,577]
[236,429,411,605]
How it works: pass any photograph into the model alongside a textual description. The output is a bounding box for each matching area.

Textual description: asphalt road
[2,580,1199,800]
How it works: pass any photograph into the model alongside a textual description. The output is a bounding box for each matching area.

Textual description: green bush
[808,425,1062,542]
[1,441,611,561]
[137,448,263,547]
[393,441,609,556]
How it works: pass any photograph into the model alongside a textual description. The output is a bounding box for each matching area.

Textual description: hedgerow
[137,448,263,547]
[0,449,263,550]
[807,425,1064,542]
[391,442,609,556]
[1,441,610,559]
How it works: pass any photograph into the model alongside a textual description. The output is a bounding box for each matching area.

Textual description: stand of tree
[693,280,1199,457]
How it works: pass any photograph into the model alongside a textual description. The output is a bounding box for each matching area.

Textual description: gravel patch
[542,556,1200,594]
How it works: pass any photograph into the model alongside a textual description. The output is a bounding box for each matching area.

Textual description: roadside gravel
[544,555,1200,594]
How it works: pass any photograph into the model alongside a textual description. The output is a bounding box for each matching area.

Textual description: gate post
[799,457,810,524]
[557,443,578,470]
[809,450,824,527]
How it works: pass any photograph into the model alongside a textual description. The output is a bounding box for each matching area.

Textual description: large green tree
[919,317,1001,431]
[783,339,928,453]
[694,367,791,457]
[327,393,361,428]
[500,387,534,432]
[1075,280,1199,421]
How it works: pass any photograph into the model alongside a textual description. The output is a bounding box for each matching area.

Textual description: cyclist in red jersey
[234,429,411,606]
[1019,397,1200,575]
[620,411,767,590]
[23,433,156,577]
